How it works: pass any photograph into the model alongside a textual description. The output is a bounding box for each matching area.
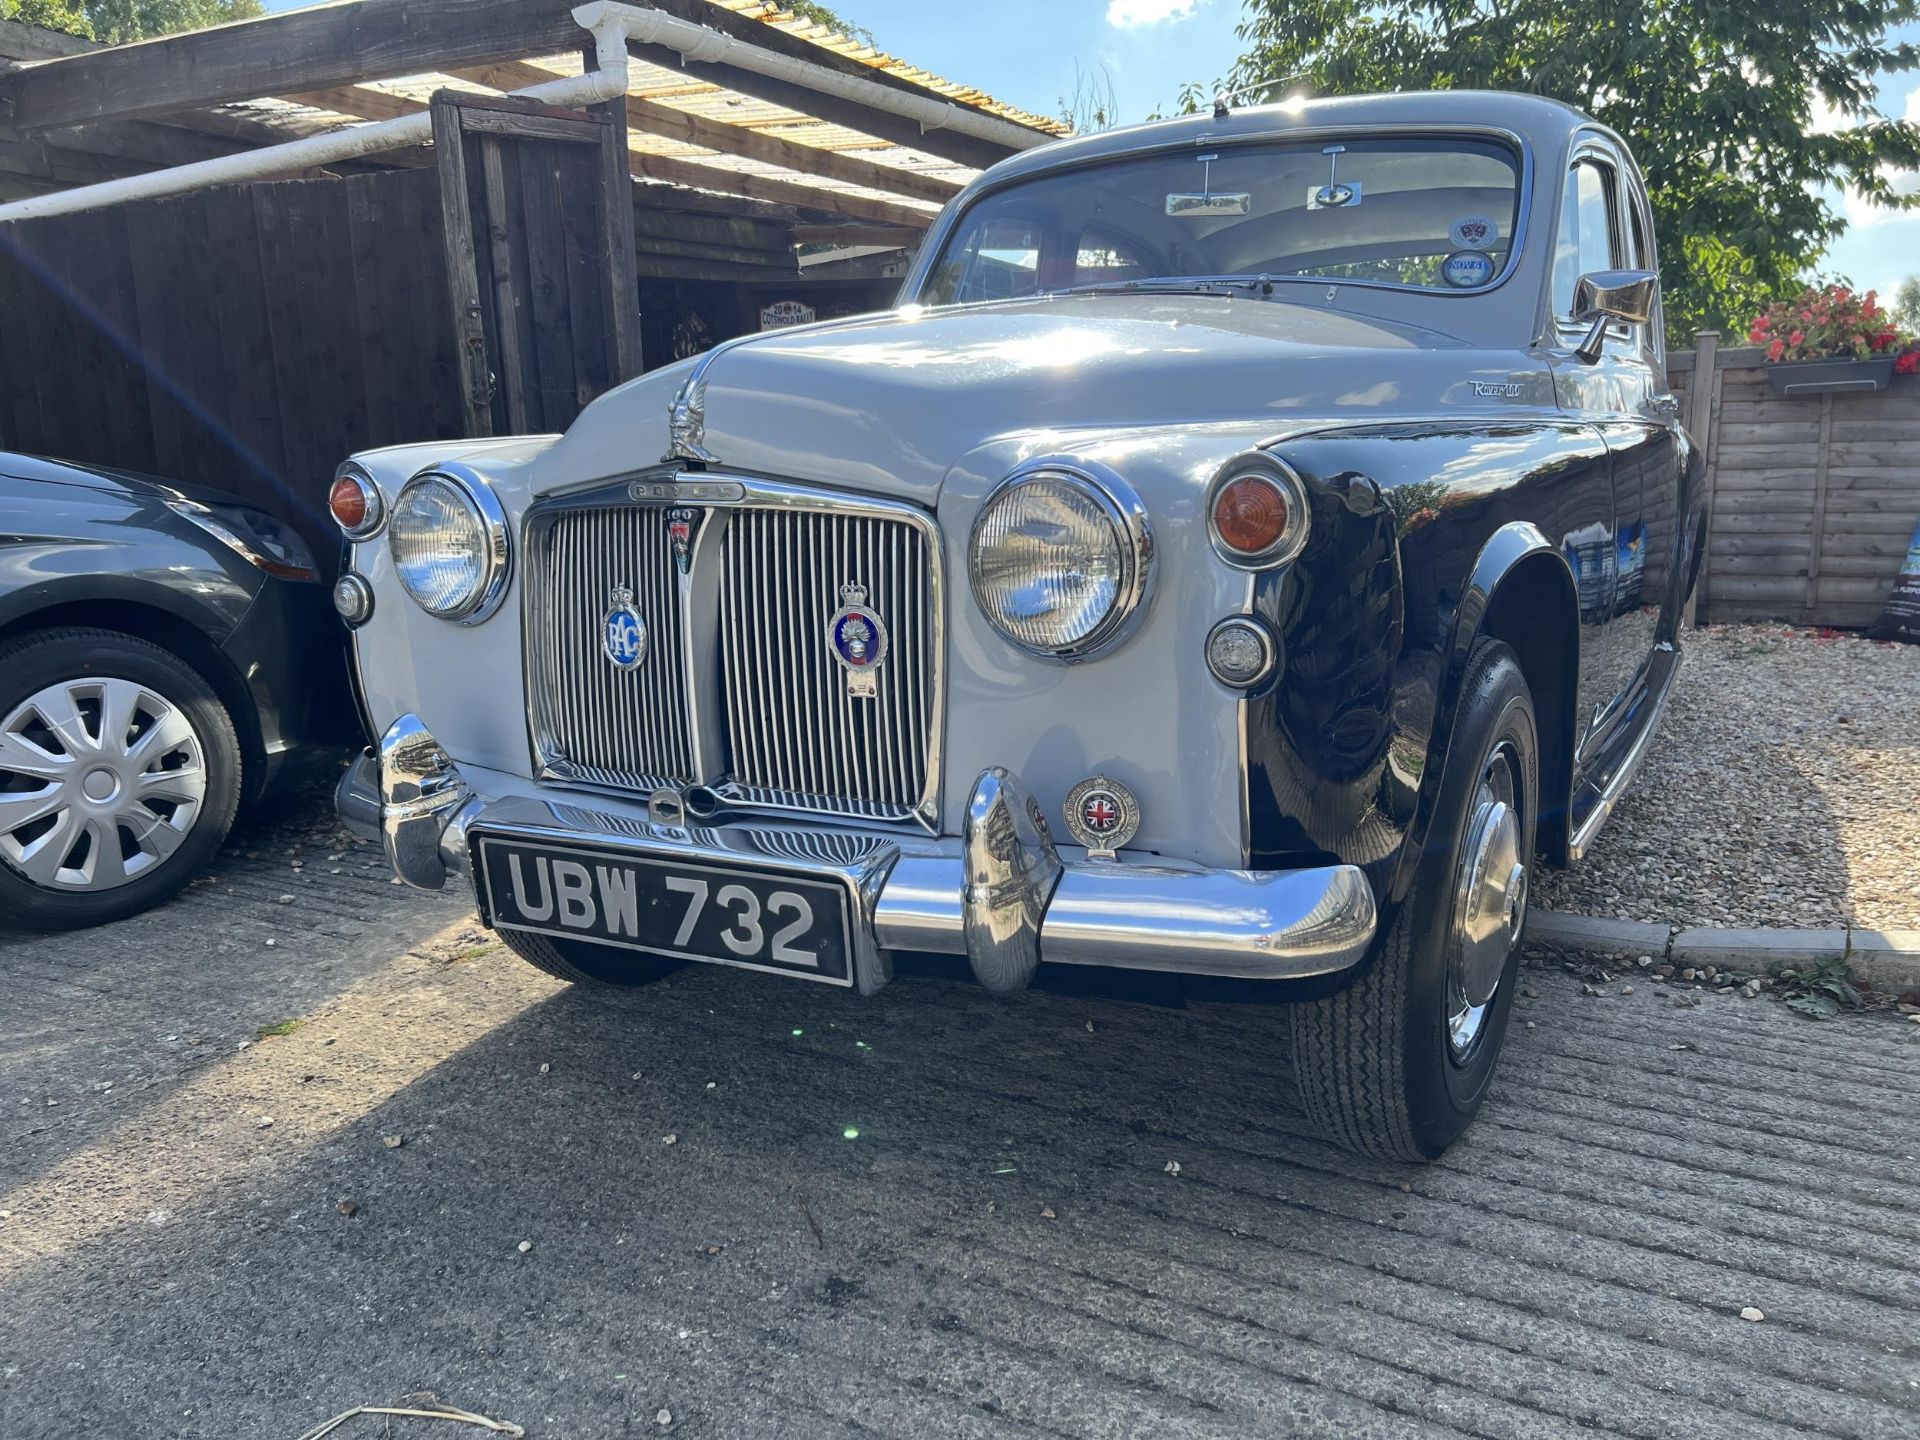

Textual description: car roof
[978,90,1593,189]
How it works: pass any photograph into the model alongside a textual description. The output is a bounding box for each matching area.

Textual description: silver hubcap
[1446,742,1526,1063]
[0,676,207,891]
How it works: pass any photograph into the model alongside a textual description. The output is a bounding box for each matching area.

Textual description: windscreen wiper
[1045,275,1278,299]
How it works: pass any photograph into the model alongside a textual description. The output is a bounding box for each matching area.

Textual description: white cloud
[1106,0,1199,27]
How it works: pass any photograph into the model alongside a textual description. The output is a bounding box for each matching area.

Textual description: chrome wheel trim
[1445,740,1526,1064]
[0,675,207,892]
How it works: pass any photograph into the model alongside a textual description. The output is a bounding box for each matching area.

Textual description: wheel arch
[0,597,263,803]
[1426,522,1580,872]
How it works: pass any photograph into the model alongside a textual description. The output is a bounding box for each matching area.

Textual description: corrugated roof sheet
[708,0,1071,138]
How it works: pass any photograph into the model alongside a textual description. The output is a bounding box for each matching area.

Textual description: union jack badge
[827,582,888,698]
[1062,774,1140,861]
[666,507,697,575]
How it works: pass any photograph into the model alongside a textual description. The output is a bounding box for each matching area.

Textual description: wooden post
[1807,390,1835,625]
[1683,331,1719,626]
[586,40,643,381]
[478,134,529,434]
[432,94,492,437]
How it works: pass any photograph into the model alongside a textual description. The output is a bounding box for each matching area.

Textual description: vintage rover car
[333,92,1700,1160]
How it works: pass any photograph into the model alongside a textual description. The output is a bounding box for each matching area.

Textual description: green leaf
[1787,993,1841,1019]
[1204,0,1920,342]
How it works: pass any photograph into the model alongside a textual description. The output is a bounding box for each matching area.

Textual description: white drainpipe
[0,0,1048,226]
[604,1,1050,154]
[0,3,630,224]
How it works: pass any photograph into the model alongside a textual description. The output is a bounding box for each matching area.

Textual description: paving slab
[1848,929,1920,995]
[1527,910,1672,957]
[2,767,1917,1439]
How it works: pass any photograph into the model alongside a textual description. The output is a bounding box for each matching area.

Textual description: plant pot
[1765,355,1896,397]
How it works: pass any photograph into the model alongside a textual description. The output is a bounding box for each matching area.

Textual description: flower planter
[1765,355,1896,398]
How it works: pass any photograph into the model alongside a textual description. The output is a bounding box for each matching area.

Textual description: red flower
[1788,329,1804,345]
[1768,338,1786,361]
[1897,351,1919,375]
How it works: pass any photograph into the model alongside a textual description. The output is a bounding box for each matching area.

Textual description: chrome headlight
[968,463,1151,660]
[387,465,510,623]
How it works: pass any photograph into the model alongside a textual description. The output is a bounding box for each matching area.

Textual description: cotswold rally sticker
[1450,215,1498,249]
[1442,250,1496,288]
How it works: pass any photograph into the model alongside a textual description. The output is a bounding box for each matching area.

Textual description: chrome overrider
[337,714,1380,993]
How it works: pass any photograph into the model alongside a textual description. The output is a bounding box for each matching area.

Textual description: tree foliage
[1193,1,1920,343]
[1,0,260,43]
[1896,275,1920,329]
[781,0,875,50]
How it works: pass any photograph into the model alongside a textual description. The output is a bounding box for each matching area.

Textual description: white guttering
[604,1,1050,155]
[0,4,634,223]
[0,0,1049,226]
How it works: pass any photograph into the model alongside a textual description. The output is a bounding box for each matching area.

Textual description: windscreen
[920,135,1524,305]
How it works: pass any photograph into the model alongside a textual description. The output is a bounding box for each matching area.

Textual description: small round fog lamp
[1205,616,1276,688]
[332,571,374,627]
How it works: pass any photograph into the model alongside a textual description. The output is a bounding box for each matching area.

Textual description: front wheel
[496,927,683,987]
[1289,638,1538,1161]
[0,627,243,930]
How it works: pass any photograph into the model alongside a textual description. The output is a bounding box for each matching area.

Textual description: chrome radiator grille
[720,509,934,817]
[527,506,694,788]
[525,484,940,826]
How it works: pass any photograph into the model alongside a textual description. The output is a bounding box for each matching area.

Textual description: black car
[0,452,349,929]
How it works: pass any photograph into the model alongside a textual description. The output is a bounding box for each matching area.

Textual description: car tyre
[0,627,242,931]
[1289,638,1538,1161]
[496,927,683,986]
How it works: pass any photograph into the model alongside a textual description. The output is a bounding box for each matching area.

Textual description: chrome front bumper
[337,715,1379,995]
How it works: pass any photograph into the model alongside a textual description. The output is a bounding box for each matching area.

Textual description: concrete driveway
[3,765,1916,1439]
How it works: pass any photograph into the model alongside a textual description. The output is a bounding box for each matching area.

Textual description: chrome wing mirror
[1572,269,1658,364]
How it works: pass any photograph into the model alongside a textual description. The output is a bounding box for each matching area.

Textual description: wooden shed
[0,1,1063,548]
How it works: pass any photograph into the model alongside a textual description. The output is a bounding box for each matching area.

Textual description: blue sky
[260,0,1920,306]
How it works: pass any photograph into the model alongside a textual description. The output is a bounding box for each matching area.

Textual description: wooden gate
[431,91,642,437]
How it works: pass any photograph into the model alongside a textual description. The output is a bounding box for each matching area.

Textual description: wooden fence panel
[0,167,462,553]
[1675,342,1920,628]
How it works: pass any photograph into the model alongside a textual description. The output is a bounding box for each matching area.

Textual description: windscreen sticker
[1441,249,1497,288]
[1449,215,1498,249]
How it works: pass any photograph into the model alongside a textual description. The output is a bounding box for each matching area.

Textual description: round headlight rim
[388,462,512,625]
[1206,457,1310,571]
[330,463,386,541]
[967,460,1153,663]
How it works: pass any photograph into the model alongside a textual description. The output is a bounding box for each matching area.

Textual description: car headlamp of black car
[167,500,319,582]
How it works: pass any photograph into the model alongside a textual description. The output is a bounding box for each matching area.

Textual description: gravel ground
[1534,624,1920,931]
[3,768,1918,1439]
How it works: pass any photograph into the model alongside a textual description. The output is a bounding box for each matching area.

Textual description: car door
[1547,140,1679,753]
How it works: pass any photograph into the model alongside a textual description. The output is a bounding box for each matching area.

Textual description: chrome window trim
[967,457,1154,664]
[390,462,512,625]
[904,124,1537,305]
[1205,456,1311,570]
[520,468,946,836]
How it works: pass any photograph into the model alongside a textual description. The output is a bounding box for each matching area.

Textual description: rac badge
[602,584,647,670]
[1063,774,1141,862]
[827,583,888,698]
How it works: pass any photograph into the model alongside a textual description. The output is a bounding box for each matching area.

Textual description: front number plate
[474,835,853,985]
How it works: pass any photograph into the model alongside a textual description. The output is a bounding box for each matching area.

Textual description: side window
[1551,160,1620,318]
[923,217,1043,305]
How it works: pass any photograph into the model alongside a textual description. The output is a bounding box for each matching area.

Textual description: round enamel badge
[1063,775,1141,859]
[603,585,647,669]
[828,583,888,697]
